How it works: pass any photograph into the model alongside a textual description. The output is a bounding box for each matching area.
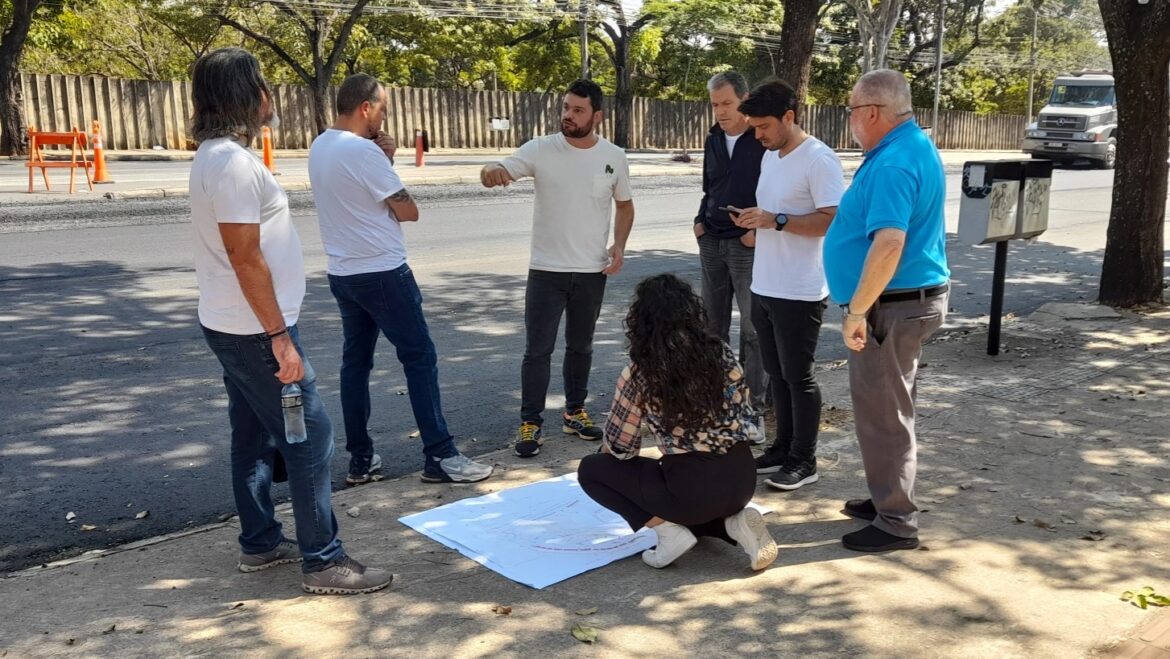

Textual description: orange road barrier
[91,120,114,184]
[261,126,277,174]
[415,129,425,168]
[25,126,94,194]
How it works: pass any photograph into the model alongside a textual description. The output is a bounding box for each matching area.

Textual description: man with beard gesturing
[481,79,635,459]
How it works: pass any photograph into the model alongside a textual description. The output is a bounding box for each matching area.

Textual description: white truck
[1021,71,1117,169]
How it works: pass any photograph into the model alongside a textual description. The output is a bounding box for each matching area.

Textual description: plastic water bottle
[281,383,307,444]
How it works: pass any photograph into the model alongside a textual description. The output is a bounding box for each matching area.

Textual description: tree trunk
[310,80,330,136]
[846,0,903,72]
[0,0,42,156]
[775,0,822,103]
[1096,0,1170,307]
[612,37,632,148]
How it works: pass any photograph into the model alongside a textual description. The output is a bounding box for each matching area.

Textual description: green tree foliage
[20,0,223,80]
[8,0,1116,120]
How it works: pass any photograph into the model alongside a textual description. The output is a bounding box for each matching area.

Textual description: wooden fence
[18,73,1027,152]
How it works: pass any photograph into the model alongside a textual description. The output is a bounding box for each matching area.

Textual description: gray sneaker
[238,539,302,573]
[745,416,767,445]
[420,453,494,483]
[301,556,394,595]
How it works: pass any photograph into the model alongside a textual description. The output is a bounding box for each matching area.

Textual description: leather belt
[878,283,949,304]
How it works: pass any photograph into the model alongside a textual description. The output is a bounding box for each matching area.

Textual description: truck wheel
[1100,139,1117,170]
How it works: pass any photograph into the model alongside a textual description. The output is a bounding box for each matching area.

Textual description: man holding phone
[309,74,494,486]
[733,79,844,492]
[695,72,767,436]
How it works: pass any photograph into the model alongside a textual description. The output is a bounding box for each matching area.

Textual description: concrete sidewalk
[0,149,1024,202]
[2,302,1168,658]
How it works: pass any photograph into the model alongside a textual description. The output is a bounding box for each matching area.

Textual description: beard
[561,119,593,139]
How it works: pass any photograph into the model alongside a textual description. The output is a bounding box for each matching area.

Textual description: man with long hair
[308,74,493,486]
[825,70,950,553]
[189,48,391,594]
[733,79,845,492]
[480,79,635,458]
[577,274,777,572]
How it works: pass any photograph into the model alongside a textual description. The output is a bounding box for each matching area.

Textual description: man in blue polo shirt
[823,69,950,553]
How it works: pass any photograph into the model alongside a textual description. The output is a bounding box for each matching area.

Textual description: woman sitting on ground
[578,273,777,570]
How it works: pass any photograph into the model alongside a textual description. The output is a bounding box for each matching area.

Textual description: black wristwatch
[775,213,789,231]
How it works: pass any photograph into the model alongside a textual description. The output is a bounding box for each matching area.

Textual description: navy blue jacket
[695,124,765,239]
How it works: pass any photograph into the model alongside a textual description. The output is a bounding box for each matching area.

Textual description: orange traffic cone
[91,120,114,184]
[261,126,278,174]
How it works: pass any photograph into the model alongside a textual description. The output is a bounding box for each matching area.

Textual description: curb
[4,440,520,579]
[97,168,700,201]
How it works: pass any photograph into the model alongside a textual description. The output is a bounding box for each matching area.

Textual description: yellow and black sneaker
[515,422,543,457]
[562,408,603,441]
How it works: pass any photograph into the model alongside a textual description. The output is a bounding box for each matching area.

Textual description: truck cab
[1021,71,1117,169]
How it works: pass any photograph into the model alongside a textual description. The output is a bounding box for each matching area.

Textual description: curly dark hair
[625,274,728,431]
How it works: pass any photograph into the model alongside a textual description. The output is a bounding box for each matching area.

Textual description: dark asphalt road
[0,169,1128,571]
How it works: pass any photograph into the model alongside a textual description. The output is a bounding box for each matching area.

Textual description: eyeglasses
[845,104,885,115]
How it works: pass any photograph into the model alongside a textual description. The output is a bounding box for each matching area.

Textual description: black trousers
[577,442,756,544]
[751,293,826,463]
[521,269,608,425]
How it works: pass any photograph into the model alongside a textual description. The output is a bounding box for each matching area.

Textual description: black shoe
[764,460,818,491]
[514,422,543,458]
[754,449,788,475]
[842,524,919,552]
[345,453,383,486]
[562,409,603,440]
[842,498,877,521]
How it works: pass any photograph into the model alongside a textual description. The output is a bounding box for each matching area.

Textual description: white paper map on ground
[399,472,772,589]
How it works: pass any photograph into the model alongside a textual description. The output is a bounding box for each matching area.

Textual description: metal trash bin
[958,160,1023,245]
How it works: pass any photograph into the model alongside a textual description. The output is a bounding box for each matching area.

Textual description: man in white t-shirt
[189,48,390,595]
[479,79,635,458]
[308,74,493,486]
[733,79,845,493]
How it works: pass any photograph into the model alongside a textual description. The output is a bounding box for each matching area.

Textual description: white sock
[641,521,698,568]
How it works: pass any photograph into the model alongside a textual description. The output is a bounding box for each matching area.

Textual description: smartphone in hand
[717,205,743,215]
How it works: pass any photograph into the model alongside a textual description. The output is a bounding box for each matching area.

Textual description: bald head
[853,69,913,120]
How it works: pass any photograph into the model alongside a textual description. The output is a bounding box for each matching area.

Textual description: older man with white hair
[823,69,950,553]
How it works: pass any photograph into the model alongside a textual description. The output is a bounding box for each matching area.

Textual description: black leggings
[577,442,756,544]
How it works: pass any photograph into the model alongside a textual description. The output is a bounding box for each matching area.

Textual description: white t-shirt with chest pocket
[502,133,632,273]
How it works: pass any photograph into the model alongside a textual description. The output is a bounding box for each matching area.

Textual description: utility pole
[1025,0,1041,123]
[931,0,944,143]
[580,0,590,79]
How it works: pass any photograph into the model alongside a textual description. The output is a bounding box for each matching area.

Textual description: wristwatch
[774,213,789,231]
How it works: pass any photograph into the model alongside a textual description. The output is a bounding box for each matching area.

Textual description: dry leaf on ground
[571,624,600,643]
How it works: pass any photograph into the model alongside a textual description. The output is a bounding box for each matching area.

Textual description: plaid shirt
[601,346,755,460]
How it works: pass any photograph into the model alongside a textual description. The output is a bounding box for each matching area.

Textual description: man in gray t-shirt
[481,78,635,459]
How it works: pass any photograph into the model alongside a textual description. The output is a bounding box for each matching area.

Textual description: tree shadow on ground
[0,249,701,572]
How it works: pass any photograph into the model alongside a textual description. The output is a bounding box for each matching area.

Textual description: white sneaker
[641,522,698,568]
[420,453,494,483]
[746,417,767,445]
[725,507,778,571]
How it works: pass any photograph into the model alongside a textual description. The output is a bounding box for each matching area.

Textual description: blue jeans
[201,324,344,573]
[327,264,458,471]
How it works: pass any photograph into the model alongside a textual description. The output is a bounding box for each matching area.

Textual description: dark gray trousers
[847,290,947,537]
[697,233,767,408]
[520,269,607,425]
